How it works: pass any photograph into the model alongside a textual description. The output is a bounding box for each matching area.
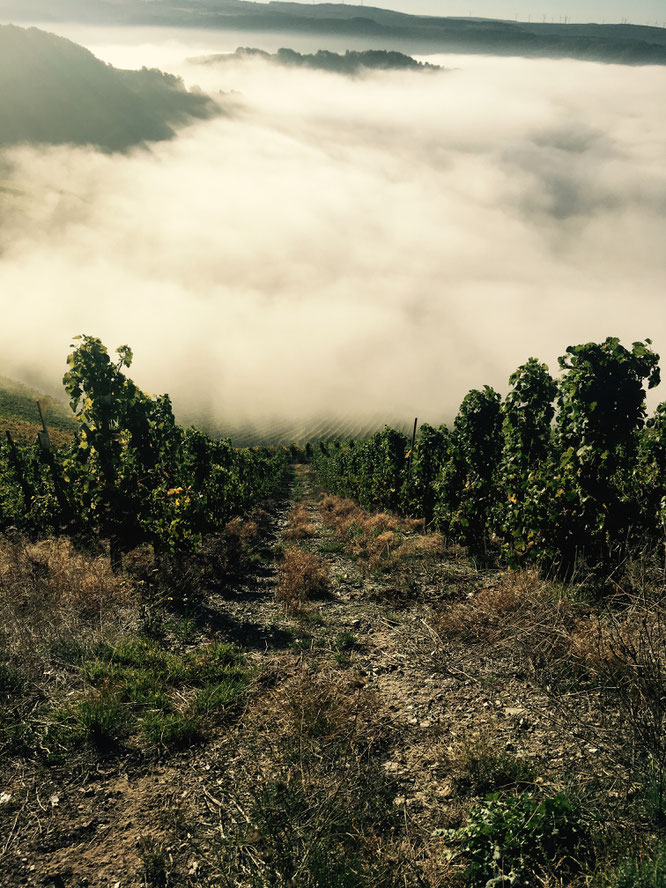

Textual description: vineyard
[0,336,290,568]
[310,338,666,579]
[1,335,665,887]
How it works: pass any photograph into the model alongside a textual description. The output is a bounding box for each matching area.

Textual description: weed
[334,630,357,652]
[443,792,591,887]
[333,629,357,662]
[137,835,169,887]
[284,503,317,540]
[447,730,535,796]
[138,604,166,640]
[318,538,345,555]
[0,662,22,695]
[76,693,126,747]
[168,616,196,643]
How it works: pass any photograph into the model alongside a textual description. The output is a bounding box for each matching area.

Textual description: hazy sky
[361,0,665,26]
[0,30,664,434]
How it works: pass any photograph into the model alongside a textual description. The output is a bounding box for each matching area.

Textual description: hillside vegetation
[193,46,440,74]
[0,25,220,151]
[0,336,665,886]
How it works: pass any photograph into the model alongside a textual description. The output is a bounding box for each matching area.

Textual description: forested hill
[0,26,219,151]
[1,0,665,65]
[193,47,440,74]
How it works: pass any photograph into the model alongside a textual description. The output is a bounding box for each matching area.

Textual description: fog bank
[0,39,664,434]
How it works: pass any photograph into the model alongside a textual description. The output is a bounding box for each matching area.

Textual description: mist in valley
[0,24,664,438]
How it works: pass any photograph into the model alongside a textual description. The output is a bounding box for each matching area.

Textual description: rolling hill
[0,25,220,151]
[1,0,665,65]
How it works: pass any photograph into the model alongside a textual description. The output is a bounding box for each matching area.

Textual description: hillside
[1,0,665,64]
[0,25,220,151]
[193,45,440,73]
[1,337,664,884]
[0,375,76,446]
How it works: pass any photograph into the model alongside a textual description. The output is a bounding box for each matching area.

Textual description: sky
[0,29,664,435]
[360,0,666,26]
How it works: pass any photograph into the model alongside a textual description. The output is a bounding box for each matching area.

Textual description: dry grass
[444,728,535,796]
[319,493,446,573]
[247,669,385,753]
[225,515,260,546]
[283,503,317,540]
[432,569,576,650]
[276,546,329,612]
[0,536,136,671]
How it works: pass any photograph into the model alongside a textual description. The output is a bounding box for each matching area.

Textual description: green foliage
[1,336,290,574]
[498,358,557,566]
[444,792,591,887]
[402,422,450,525]
[309,337,664,576]
[435,386,502,560]
[220,46,439,75]
[551,338,661,571]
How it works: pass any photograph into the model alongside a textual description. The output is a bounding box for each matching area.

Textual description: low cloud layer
[1,38,665,435]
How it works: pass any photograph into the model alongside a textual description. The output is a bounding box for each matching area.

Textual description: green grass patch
[595,841,666,888]
[41,637,251,759]
[317,539,345,555]
[141,711,202,749]
[0,375,76,431]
